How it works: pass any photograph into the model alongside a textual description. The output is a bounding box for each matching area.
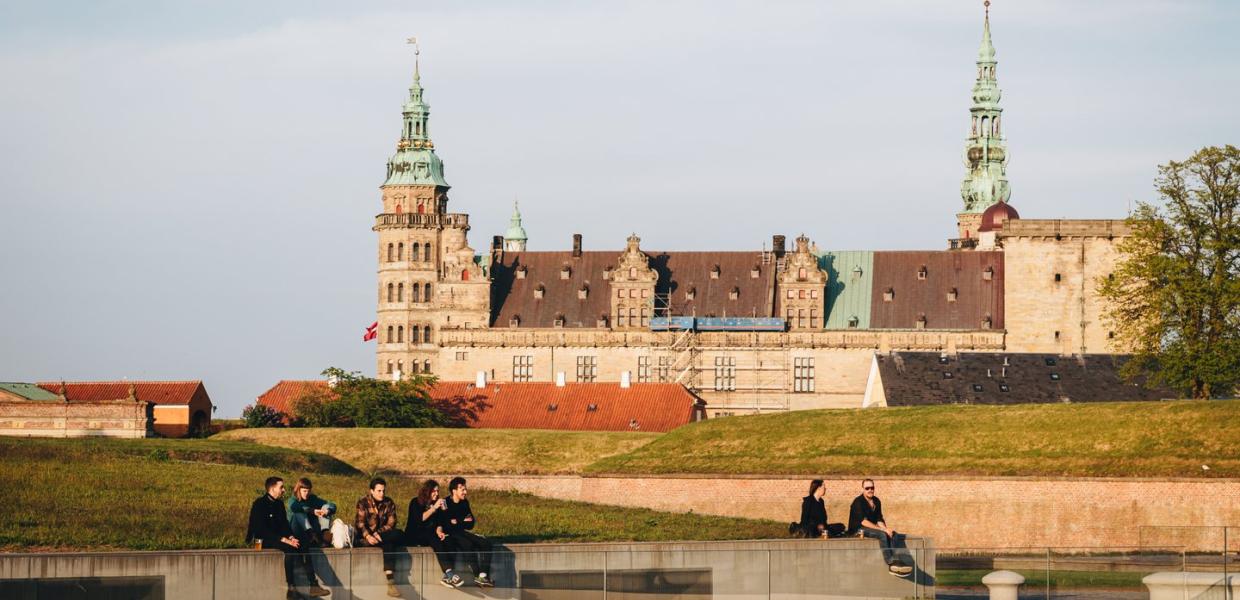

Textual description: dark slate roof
[877,352,1173,406]
[490,250,774,327]
[869,251,1004,330]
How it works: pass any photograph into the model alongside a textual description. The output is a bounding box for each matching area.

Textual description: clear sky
[2,1,1237,417]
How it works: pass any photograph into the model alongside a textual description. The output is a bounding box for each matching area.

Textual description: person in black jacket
[847,479,912,576]
[247,476,329,598]
[406,479,462,588]
[794,479,845,538]
[441,477,494,587]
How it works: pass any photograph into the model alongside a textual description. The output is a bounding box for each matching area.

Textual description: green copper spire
[959,1,1010,213]
[384,39,449,187]
[504,200,528,251]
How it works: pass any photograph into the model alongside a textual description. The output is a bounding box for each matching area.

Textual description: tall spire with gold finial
[959,0,1010,215]
[385,37,449,187]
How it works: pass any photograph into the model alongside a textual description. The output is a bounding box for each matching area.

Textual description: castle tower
[375,44,489,379]
[957,1,1012,240]
[503,201,528,252]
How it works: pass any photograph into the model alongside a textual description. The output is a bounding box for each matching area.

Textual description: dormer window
[917,266,928,280]
[603,267,612,280]
[710,265,720,279]
[578,285,589,300]
[509,315,521,327]
[597,315,608,328]
[981,316,993,330]
[750,266,760,278]
[629,267,637,278]
[852,265,863,278]
[729,287,740,300]
[685,287,696,301]
[534,285,545,299]
[798,267,807,281]
[553,315,566,328]
[847,316,859,328]
[883,288,894,302]
[947,288,958,302]
[547,403,558,411]
[915,314,927,329]
[516,266,527,279]
[560,266,571,280]
[983,266,994,281]
[587,403,598,412]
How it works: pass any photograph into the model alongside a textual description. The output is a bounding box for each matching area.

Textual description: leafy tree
[241,403,286,428]
[1099,145,1240,398]
[288,367,448,428]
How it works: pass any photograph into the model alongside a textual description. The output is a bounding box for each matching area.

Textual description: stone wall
[452,474,1239,551]
[0,400,149,438]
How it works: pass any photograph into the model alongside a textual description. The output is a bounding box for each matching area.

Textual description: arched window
[396,360,403,376]
[386,360,394,374]
[386,326,394,343]
[981,116,989,137]
[417,203,425,214]
[395,204,402,215]
[411,283,421,303]
[397,242,404,261]
[424,282,432,301]
[461,269,470,281]
[798,267,807,280]
[387,243,394,262]
[411,361,420,374]
[424,243,432,262]
[629,267,637,278]
[386,283,394,302]
[397,325,404,343]
[994,116,1001,136]
[423,359,431,373]
[423,325,432,343]
[397,282,404,302]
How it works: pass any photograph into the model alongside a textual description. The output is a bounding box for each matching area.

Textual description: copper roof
[36,380,210,406]
[256,380,700,432]
[490,250,773,327]
[869,251,1004,329]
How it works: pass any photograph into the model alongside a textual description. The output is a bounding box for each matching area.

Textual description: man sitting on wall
[355,477,404,597]
[247,476,330,598]
[441,477,495,587]
[847,478,913,576]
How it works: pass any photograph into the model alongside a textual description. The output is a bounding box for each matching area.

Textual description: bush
[241,404,286,428]
[286,367,448,428]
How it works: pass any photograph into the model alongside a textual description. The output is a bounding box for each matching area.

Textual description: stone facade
[0,396,151,438]
[373,10,1139,416]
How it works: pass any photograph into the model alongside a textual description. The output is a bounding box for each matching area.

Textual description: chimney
[620,371,631,388]
[772,235,786,258]
[555,372,566,387]
[491,235,503,254]
[572,233,582,258]
[475,370,487,389]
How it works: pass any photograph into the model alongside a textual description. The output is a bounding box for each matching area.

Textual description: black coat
[799,495,828,535]
[247,494,293,544]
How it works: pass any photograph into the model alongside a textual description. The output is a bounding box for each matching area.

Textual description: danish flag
[363,321,378,342]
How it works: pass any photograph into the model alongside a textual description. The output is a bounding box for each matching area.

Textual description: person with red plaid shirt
[355,477,404,597]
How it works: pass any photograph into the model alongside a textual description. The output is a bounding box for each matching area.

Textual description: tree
[1099,145,1240,398]
[241,403,286,428]
[288,367,448,428]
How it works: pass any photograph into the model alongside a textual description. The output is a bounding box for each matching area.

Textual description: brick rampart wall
[0,400,149,438]
[447,474,1238,551]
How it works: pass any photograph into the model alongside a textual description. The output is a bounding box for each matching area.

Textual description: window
[387,243,394,262]
[797,309,806,329]
[640,307,649,327]
[422,325,432,343]
[999,383,1010,392]
[455,351,468,361]
[942,371,954,379]
[793,357,815,393]
[710,266,720,279]
[798,289,806,299]
[916,315,927,329]
[386,326,394,343]
[656,356,671,382]
[461,269,470,281]
[578,286,589,299]
[982,316,993,329]
[983,266,994,281]
[848,315,860,328]
[629,289,637,299]
[729,287,739,300]
[638,356,651,383]
[512,355,533,382]
[883,288,894,302]
[386,283,394,302]
[411,361,420,374]
[1050,373,1061,381]
[554,315,565,328]
[971,384,984,393]
[397,282,404,302]
[787,290,795,299]
[397,242,404,261]
[947,288,958,302]
[1045,357,1057,366]
[629,267,637,278]
[411,283,421,303]
[810,309,819,328]
[396,360,403,376]
[714,356,736,392]
[560,267,571,279]
[509,316,521,327]
[686,288,696,301]
[423,359,431,373]
[917,266,927,280]
[397,325,404,343]
[517,267,527,280]
[386,360,393,374]
[534,285,545,299]
[576,356,598,382]
[1054,331,1061,340]
[424,283,432,301]
[1054,273,1062,283]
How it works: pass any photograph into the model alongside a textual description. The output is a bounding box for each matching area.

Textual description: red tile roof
[256,380,701,432]
[36,381,209,406]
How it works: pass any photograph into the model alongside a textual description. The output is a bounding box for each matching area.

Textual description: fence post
[1225,527,1231,600]
[1045,547,1051,600]
[602,550,608,600]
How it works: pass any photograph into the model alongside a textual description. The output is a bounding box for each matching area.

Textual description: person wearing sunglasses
[847,479,912,576]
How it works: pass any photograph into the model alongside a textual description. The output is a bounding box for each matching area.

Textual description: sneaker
[386,580,401,597]
[475,574,495,587]
[301,584,330,597]
[440,572,463,588]
[888,564,912,576]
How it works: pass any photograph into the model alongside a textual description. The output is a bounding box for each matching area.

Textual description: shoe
[441,572,464,588]
[302,584,330,597]
[287,590,303,600]
[386,580,401,597]
[321,532,334,546]
[888,564,912,576]
[475,574,495,587]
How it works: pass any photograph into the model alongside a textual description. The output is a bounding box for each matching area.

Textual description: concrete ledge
[1143,571,1240,600]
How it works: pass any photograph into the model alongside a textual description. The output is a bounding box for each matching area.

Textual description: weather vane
[984,0,990,20]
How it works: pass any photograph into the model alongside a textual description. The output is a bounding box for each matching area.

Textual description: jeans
[445,531,492,575]
[858,527,903,565]
[359,529,404,573]
[408,529,455,573]
[265,538,317,586]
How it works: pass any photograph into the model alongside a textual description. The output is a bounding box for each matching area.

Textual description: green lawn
[0,437,783,551]
[216,428,659,476]
[585,401,1240,477]
[937,569,1147,589]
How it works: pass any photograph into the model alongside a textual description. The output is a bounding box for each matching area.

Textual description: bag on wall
[329,519,354,548]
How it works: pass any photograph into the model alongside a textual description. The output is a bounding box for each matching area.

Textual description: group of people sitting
[791,478,914,576]
[246,475,494,599]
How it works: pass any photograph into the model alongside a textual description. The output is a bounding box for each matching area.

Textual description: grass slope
[586,401,1240,477]
[217,428,659,476]
[0,437,782,551]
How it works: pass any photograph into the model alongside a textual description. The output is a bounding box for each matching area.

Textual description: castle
[373,8,1132,416]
